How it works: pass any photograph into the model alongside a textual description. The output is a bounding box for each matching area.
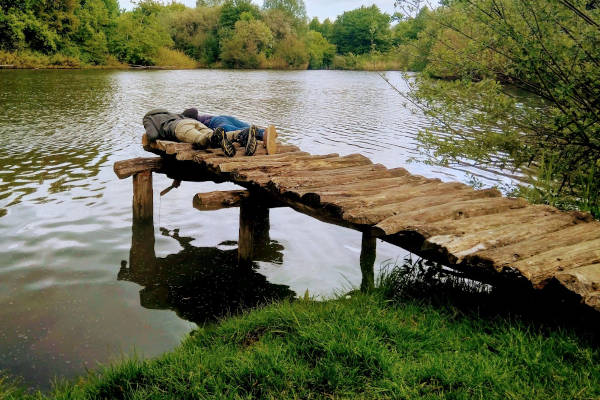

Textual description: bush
[154,47,198,69]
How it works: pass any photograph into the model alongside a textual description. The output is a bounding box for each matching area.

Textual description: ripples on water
[0,69,521,390]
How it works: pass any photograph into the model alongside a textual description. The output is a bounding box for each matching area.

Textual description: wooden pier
[114,136,600,312]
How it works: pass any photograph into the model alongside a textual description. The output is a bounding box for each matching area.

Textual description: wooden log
[373,197,529,236]
[239,199,271,264]
[513,238,600,288]
[344,188,505,226]
[424,211,587,264]
[133,170,153,222]
[231,155,373,181]
[156,140,194,154]
[238,194,271,265]
[193,190,250,211]
[360,232,377,292]
[305,180,474,210]
[411,205,589,238]
[466,222,600,272]
[114,157,163,179]
[555,263,600,311]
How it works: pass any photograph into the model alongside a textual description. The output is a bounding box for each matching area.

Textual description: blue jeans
[207,116,264,140]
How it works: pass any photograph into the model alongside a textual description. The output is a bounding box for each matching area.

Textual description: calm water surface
[0,70,521,389]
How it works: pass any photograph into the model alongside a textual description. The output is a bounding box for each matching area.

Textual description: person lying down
[143,108,278,157]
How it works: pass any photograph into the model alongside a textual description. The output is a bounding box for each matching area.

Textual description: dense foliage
[392,0,600,216]
[0,0,401,69]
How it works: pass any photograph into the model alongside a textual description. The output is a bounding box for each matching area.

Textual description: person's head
[182,108,199,120]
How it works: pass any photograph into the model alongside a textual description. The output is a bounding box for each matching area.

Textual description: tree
[219,0,261,30]
[109,4,172,65]
[72,0,119,64]
[196,0,225,6]
[401,0,600,215]
[220,18,273,67]
[262,0,306,21]
[308,16,333,39]
[331,5,392,54]
[305,30,335,69]
[168,6,220,63]
[263,8,294,40]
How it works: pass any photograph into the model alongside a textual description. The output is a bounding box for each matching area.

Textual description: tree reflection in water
[118,221,295,325]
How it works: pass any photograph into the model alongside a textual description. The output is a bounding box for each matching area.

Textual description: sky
[117,1,398,21]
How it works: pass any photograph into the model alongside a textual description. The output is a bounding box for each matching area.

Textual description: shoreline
[0,65,405,72]
[2,270,599,399]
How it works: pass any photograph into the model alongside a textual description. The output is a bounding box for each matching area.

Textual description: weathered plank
[193,190,250,211]
[466,223,600,271]
[424,209,588,263]
[556,264,600,310]
[345,188,506,226]
[114,157,163,179]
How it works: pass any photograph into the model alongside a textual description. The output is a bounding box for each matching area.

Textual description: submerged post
[238,193,270,266]
[132,170,153,222]
[360,232,376,292]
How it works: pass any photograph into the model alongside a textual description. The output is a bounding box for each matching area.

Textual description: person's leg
[174,119,213,148]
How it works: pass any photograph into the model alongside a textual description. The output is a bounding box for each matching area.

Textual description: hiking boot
[263,125,278,155]
[245,125,257,156]
[236,128,250,146]
[212,127,236,157]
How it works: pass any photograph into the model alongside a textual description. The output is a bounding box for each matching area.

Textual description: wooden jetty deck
[114,136,600,312]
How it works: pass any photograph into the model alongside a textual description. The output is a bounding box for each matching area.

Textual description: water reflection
[118,222,295,325]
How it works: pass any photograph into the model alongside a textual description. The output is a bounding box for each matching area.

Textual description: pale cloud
[117,0,397,20]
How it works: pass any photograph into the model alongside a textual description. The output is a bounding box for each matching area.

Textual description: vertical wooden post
[360,232,376,292]
[238,194,270,266]
[133,170,153,222]
[128,220,157,279]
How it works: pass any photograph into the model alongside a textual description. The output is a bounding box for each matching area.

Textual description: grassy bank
[3,262,599,399]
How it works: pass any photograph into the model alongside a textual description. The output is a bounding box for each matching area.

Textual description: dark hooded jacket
[143,109,182,141]
[143,108,201,142]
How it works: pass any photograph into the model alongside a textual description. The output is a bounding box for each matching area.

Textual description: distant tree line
[0,0,416,69]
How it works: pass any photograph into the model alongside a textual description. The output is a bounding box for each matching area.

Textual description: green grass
[4,267,599,399]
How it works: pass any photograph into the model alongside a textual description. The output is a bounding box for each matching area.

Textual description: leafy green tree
[305,30,335,69]
[263,8,294,40]
[196,0,225,6]
[72,0,119,64]
[109,4,172,65]
[331,5,392,54]
[220,18,273,67]
[401,0,600,215]
[392,6,430,44]
[219,0,261,30]
[168,6,220,64]
[273,34,308,67]
[262,0,306,21]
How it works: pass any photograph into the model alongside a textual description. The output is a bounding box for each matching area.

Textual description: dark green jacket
[143,109,184,141]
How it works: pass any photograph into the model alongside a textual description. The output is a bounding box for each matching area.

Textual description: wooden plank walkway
[114,135,600,312]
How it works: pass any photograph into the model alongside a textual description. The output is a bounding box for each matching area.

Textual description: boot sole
[245,126,257,156]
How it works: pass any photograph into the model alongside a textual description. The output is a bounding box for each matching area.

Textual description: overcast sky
[117,1,398,21]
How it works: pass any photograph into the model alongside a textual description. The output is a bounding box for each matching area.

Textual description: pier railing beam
[133,170,153,223]
[238,194,270,266]
[360,232,377,292]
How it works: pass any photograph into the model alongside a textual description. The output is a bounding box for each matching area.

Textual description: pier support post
[133,170,153,222]
[238,194,270,266]
[360,232,376,292]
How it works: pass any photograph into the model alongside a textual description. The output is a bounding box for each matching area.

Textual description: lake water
[0,69,521,389]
